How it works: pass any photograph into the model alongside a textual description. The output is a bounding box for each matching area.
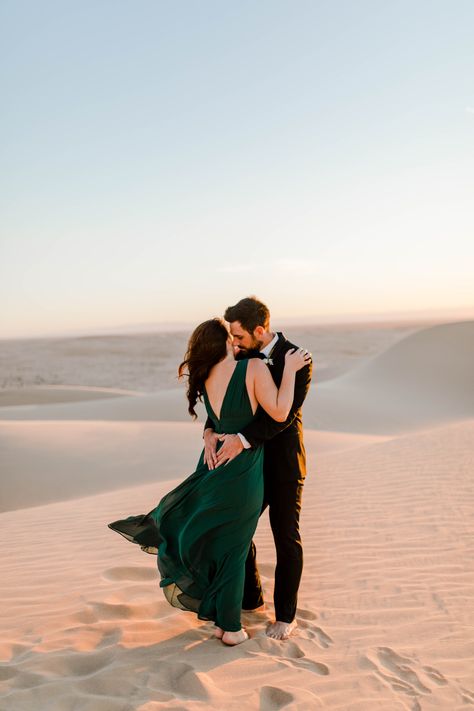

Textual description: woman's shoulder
[247,358,267,376]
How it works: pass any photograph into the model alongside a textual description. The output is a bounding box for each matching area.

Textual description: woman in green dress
[108,318,310,645]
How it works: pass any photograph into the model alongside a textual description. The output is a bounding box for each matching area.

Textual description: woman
[108,318,310,645]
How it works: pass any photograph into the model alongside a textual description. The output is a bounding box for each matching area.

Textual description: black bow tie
[237,349,265,360]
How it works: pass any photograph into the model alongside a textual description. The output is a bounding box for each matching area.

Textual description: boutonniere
[262,357,273,365]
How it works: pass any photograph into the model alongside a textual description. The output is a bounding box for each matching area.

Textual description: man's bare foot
[222,629,249,646]
[266,620,297,640]
[242,603,265,612]
[214,625,224,639]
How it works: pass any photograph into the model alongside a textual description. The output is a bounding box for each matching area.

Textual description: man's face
[229,321,264,354]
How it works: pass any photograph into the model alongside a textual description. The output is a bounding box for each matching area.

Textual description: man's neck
[259,331,277,350]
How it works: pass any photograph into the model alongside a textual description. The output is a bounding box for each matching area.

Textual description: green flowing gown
[108,358,264,632]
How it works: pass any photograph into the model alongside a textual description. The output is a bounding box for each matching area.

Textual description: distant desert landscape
[1,319,473,710]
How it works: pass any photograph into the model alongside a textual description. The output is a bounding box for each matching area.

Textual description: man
[204,296,313,640]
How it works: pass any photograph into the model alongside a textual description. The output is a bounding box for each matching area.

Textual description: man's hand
[215,434,244,467]
[203,428,219,470]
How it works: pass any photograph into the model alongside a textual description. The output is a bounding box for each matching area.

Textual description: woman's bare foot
[266,620,297,640]
[214,625,224,639]
[222,629,249,646]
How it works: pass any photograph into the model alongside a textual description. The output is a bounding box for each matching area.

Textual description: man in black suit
[204,296,313,640]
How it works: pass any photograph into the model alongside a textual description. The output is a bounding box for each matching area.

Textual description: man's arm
[240,359,313,448]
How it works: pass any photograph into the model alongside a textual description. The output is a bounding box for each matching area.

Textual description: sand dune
[0,385,145,407]
[0,419,473,709]
[0,321,420,393]
[0,386,190,422]
[1,320,473,709]
[1,321,472,437]
[307,320,474,433]
[0,421,202,513]
[0,421,387,513]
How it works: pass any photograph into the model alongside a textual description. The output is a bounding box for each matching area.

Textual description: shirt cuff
[237,433,251,449]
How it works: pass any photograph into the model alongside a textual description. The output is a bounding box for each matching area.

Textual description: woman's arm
[241,359,312,448]
[252,349,311,421]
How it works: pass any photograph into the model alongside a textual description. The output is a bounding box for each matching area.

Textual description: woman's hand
[215,433,244,467]
[284,347,312,372]
[203,428,219,470]
[251,346,312,422]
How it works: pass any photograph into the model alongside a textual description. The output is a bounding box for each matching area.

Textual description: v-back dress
[108,358,264,631]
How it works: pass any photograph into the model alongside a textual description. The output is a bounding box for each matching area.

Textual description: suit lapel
[264,332,288,384]
[270,332,287,363]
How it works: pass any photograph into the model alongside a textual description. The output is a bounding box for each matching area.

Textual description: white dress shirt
[260,332,279,359]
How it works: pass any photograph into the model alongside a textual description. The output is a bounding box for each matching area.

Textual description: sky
[1,0,473,338]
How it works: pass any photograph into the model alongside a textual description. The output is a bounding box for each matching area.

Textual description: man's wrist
[237,433,251,449]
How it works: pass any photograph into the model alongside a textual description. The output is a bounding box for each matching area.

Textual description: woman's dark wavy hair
[178,318,229,419]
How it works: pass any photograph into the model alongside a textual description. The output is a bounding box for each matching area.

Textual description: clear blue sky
[1,0,473,337]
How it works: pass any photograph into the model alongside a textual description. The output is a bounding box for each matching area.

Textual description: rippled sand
[1,320,473,710]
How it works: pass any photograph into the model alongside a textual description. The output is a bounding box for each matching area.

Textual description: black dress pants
[242,478,304,623]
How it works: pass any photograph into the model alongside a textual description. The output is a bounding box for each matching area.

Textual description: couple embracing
[108,296,313,646]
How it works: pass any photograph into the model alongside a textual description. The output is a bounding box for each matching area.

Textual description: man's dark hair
[224,296,270,334]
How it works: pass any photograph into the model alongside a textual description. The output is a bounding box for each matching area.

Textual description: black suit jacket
[204,332,313,483]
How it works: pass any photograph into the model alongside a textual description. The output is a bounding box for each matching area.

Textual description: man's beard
[237,335,264,355]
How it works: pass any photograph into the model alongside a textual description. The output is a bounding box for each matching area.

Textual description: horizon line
[2,305,473,342]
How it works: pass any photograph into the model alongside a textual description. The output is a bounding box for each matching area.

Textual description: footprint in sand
[102,566,156,582]
[422,665,448,685]
[295,608,333,649]
[148,661,211,702]
[95,627,123,649]
[251,636,329,676]
[283,640,329,675]
[282,641,305,659]
[260,685,294,709]
[90,601,134,620]
[90,598,171,622]
[376,647,432,694]
[284,653,329,676]
[72,607,99,624]
[34,647,116,678]
[297,621,333,648]
[364,646,455,703]
[459,686,474,704]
